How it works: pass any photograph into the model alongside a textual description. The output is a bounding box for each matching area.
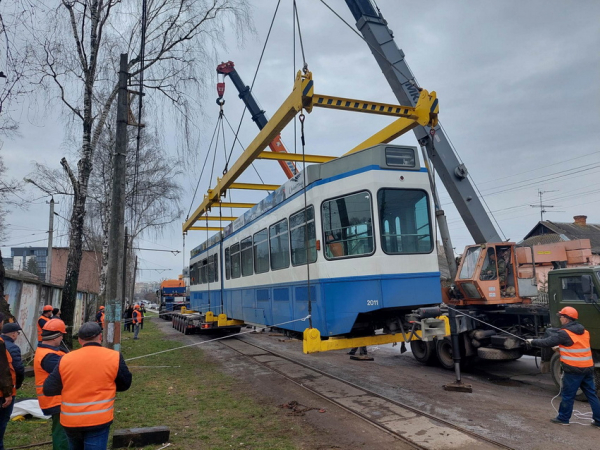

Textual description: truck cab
[547,266,600,350]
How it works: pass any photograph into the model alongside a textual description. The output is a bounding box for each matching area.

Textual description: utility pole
[129,255,138,307]
[46,198,55,283]
[104,54,129,351]
[122,227,128,308]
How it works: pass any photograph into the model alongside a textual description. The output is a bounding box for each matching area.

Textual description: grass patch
[7,320,299,449]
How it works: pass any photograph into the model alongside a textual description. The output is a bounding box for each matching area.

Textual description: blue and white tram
[189,144,442,337]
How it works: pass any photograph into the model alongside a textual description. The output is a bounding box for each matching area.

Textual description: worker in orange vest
[95,305,105,330]
[527,306,600,426]
[34,319,69,450]
[132,304,142,340]
[37,305,53,344]
[43,322,132,449]
[0,312,17,450]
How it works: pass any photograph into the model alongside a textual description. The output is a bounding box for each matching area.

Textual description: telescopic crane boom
[344,1,503,252]
[216,61,298,179]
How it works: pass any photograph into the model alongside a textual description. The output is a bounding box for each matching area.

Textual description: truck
[158,276,190,320]
[343,0,600,392]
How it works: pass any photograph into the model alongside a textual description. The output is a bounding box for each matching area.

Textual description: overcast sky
[2,0,599,282]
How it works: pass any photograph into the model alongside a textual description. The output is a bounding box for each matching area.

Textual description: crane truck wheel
[411,340,436,365]
[435,338,456,370]
[550,353,588,401]
[476,347,522,361]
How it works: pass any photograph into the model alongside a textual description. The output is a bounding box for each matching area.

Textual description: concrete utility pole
[46,198,55,283]
[104,53,129,351]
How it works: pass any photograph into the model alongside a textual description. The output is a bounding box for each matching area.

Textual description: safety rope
[124,315,311,362]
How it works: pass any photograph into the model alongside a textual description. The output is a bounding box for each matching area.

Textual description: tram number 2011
[366,300,379,306]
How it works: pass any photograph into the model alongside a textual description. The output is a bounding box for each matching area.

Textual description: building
[521,215,600,260]
[50,248,102,294]
[10,247,48,280]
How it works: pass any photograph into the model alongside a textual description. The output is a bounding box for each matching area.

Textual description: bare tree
[25,0,252,335]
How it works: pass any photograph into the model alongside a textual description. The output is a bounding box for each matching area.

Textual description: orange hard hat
[134,304,140,309]
[42,319,67,334]
[558,306,578,320]
[99,306,105,310]
[43,305,53,312]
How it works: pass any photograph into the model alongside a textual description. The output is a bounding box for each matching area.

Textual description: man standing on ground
[37,305,53,344]
[0,324,24,396]
[51,308,62,321]
[34,319,69,450]
[132,305,142,340]
[95,305,105,330]
[527,306,600,426]
[0,314,16,450]
[44,322,132,449]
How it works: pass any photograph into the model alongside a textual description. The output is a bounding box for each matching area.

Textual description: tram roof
[190,144,421,258]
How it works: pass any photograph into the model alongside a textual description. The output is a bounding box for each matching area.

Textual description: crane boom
[217,61,298,179]
[344,0,502,245]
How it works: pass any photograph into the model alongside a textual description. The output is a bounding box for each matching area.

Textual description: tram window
[207,255,214,283]
[270,219,290,271]
[231,243,241,279]
[290,206,317,266]
[254,229,269,274]
[200,258,208,284]
[225,247,231,280]
[241,237,253,276]
[377,189,432,254]
[322,191,374,259]
[213,254,218,282]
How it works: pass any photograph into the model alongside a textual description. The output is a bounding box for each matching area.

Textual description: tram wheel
[411,340,436,365]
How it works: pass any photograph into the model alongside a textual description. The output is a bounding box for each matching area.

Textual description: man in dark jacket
[0,323,24,392]
[528,306,600,426]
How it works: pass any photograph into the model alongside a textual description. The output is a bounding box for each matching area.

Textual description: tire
[550,353,587,401]
[411,340,437,365]
[477,347,522,361]
[436,338,455,370]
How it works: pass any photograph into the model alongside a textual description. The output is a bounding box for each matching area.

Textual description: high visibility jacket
[0,337,16,397]
[59,345,119,428]
[132,310,141,325]
[96,311,105,328]
[37,315,50,342]
[34,346,65,412]
[560,329,594,368]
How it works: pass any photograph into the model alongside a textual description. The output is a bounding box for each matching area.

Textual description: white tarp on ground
[10,399,50,420]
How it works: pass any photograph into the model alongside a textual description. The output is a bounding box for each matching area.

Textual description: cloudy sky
[2,0,599,282]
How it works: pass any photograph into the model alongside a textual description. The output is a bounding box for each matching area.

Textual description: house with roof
[518,215,600,287]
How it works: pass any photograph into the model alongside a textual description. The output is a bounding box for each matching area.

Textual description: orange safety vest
[34,346,65,412]
[559,329,594,368]
[97,311,105,328]
[37,315,50,342]
[59,345,120,428]
[0,337,16,397]
[132,310,141,324]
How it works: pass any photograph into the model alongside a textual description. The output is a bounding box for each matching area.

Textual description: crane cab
[450,243,527,305]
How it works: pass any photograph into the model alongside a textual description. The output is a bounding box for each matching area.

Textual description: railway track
[218,335,516,450]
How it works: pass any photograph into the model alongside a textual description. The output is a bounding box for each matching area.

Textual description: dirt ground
[157,320,413,450]
[158,320,600,450]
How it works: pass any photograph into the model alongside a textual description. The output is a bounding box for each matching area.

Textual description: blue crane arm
[344,0,502,245]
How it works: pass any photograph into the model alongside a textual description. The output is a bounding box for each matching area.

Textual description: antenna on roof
[530,189,558,221]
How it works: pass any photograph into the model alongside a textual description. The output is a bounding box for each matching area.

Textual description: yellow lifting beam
[230,182,280,191]
[183,68,439,234]
[218,202,256,208]
[257,152,336,163]
[303,317,449,354]
[196,216,238,221]
[188,226,224,231]
[183,70,314,233]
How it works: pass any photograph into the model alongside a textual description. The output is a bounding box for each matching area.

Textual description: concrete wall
[3,272,98,358]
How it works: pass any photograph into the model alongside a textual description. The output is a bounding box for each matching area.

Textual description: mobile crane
[216,61,298,179]
[344,0,600,392]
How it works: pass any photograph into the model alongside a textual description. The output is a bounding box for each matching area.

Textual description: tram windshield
[377,189,432,254]
[322,191,374,259]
